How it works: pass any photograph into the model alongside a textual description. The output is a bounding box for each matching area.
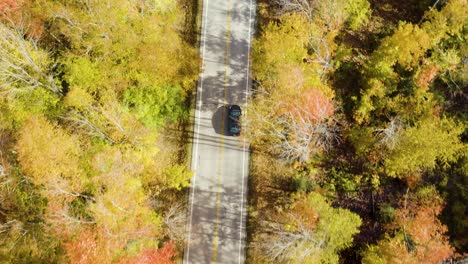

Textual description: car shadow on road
[212,105,229,136]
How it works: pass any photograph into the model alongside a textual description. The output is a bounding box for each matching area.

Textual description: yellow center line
[211,0,231,262]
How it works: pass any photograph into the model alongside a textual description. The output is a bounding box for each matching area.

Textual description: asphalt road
[183,0,255,262]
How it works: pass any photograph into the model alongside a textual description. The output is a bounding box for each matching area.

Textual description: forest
[0,0,199,262]
[0,0,467,263]
[245,0,467,263]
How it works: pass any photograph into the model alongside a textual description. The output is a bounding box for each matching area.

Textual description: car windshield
[230,126,240,133]
[230,110,241,117]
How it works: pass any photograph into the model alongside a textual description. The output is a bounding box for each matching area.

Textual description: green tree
[345,0,371,30]
[123,84,187,128]
[0,87,61,129]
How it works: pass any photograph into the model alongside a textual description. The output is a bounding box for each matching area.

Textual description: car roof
[229,105,241,115]
[230,105,241,111]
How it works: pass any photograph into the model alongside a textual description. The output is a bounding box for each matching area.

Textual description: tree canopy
[247,0,467,262]
[0,0,199,262]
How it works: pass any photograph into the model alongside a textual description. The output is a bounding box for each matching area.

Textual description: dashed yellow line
[211,0,231,262]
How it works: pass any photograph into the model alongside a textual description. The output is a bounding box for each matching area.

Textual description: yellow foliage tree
[16,115,83,192]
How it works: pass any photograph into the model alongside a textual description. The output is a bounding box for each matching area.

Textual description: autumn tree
[0,0,199,262]
[384,117,464,179]
[354,0,468,124]
[33,0,198,96]
[0,0,22,19]
[0,22,60,129]
[0,22,57,94]
[118,242,177,264]
[247,86,339,163]
[63,229,109,264]
[271,0,370,31]
[252,14,313,91]
[362,186,454,263]
[0,152,64,263]
[248,12,340,163]
[249,2,360,164]
[256,193,362,263]
[313,0,370,32]
[249,0,467,263]
[89,146,162,242]
[14,115,91,236]
[16,116,83,191]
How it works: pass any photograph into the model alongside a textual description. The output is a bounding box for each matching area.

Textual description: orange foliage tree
[63,229,103,264]
[0,0,44,39]
[0,0,22,16]
[415,63,440,90]
[276,88,337,161]
[393,187,454,263]
[246,87,337,162]
[363,186,454,263]
[289,88,335,123]
[64,230,179,264]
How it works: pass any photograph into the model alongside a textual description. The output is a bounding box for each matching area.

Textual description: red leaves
[290,200,319,231]
[0,0,44,39]
[415,64,440,89]
[393,191,454,263]
[65,231,178,264]
[120,242,177,264]
[0,0,23,22]
[0,0,22,13]
[289,88,334,123]
[64,230,101,264]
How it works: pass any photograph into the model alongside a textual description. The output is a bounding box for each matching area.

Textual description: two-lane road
[184,0,255,262]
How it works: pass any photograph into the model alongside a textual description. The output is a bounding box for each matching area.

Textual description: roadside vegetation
[0,0,199,263]
[246,0,467,262]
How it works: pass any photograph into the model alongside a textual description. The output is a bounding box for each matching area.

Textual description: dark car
[228,105,242,136]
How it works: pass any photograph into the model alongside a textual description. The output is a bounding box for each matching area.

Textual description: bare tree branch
[271,0,317,20]
[62,110,115,144]
[0,23,58,94]
[163,202,186,242]
[254,213,325,262]
[246,92,340,162]
[305,37,332,78]
[375,117,403,149]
